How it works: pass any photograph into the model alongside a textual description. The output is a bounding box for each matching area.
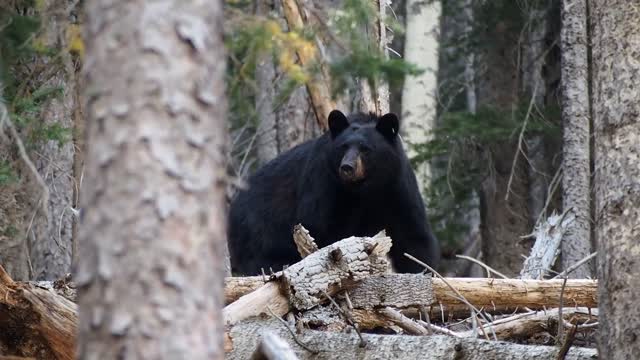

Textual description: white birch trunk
[401,0,441,195]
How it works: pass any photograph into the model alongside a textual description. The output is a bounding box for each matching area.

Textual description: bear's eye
[360,145,371,154]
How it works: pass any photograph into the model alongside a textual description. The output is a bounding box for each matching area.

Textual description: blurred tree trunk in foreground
[77,0,228,357]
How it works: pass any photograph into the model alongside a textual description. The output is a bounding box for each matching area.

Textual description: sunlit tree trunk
[591,1,640,358]
[401,0,441,195]
[77,0,227,357]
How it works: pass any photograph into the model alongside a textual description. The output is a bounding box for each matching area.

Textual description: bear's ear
[376,113,399,140]
[328,110,349,138]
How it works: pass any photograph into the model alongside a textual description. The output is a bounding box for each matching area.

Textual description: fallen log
[224,275,597,311]
[0,266,76,360]
[226,318,598,359]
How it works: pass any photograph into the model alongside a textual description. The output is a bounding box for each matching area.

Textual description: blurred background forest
[0,0,577,279]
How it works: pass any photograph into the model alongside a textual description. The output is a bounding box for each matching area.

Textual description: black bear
[227,110,440,275]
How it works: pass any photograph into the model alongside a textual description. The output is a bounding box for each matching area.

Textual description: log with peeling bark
[225,275,597,310]
[223,232,392,324]
[0,266,76,360]
[226,318,597,359]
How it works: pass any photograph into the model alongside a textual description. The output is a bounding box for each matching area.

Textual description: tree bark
[560,0,592,279]
[77,0,227,357]
[401,0,441,195]
[522,2,550,226]
[472,2,533,277]
[591,1,640,358]
[255,1,320,166]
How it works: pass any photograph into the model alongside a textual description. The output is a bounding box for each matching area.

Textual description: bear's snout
[339,148,365,183]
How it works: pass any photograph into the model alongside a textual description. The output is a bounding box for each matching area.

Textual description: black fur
[228,111,440,275]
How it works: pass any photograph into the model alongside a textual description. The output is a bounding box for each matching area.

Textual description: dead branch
[292,224,318,258]
[521,210,575,279]
[461,308,597,341]
[378,307,429,335]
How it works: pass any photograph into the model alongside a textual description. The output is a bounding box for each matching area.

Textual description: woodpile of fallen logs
[225,226,598,359]
[0,223,598,359]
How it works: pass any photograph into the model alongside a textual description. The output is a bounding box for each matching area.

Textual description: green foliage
[224,0,422,174]
[11,85,70,147]
[0,160,19,185]
[412,101,561,248]
[0,225,19,239]
[327,0,423,98]
[0,4,70,191]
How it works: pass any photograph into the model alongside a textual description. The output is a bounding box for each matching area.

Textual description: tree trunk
[591,1,640,358]
[522,2,550,226]
[255,0,320,166]
[462,0,482,277]
[77,0,227,357]
[28,0,79,281]
[559,0,592,279]
[350,0,390,114]
[477,3,532,277]
[401,0,441,195]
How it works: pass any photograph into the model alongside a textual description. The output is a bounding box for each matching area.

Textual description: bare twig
[556,323,578,360]
[505,80,539,201]
[556,277,568,342]
[552,252,597,279]
[404,253,497,341]
[455,255,510,279]
[0,101,49,217]
[266,306,319,354]
[416,319,463,337]
[321,290,366,347]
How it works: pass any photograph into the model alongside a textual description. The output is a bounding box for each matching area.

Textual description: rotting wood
[225,276,598,309]
[282,232,391,310]
[0,265,76,360]
[226,318,598,359]
[521,210,575,279]
[348,274,434,310]
[223,232,392,325]
[293,224,318,259]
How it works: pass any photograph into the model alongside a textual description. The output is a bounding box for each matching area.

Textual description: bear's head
[327,110,403,191]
